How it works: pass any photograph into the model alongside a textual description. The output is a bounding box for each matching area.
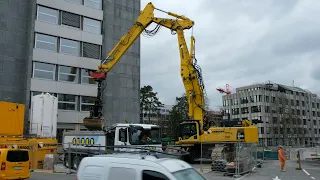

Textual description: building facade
[222,81,320,147]
[141,105,173,135]
[0,0,141,138]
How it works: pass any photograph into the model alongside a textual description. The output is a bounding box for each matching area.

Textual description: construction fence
[210,142,260,177]
[5,140,265,176]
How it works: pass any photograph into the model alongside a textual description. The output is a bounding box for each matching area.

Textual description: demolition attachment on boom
[83,71,106,131]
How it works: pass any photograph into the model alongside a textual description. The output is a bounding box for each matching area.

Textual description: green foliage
[140,85,164,123]
[168,92,212,138]
[168,93,189,140]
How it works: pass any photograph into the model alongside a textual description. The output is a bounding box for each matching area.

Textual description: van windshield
[6,150,29,162]
[172,168,206,180]
[129,128,161,145]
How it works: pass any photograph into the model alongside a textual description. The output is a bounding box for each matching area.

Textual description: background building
[222,81,320,147]
[141,104,173,135]
[0,0,141,141]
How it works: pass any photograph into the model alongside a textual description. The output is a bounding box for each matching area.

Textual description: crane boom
[84,2,205,130]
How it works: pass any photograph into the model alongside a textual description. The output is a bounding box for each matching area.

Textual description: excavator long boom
[84,2,205,130]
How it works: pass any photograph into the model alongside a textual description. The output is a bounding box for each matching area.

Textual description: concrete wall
[0,0,32,104]
[102,0,141,126]
[0,0,35,133]
[288,147,320,160]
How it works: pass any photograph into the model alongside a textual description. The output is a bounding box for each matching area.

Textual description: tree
[168,93,189,140]
[140,85,164,123]
[168,92,210,139]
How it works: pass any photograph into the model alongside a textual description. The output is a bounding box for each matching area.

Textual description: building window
[251,106,261,113]
[58,94,77,110]
[232,108,239,115]
[37,5,59,24]
[82,42,101,59]
[58,65,78,83]
[35,33,57,52]
[84,0,102,10]
[33,62,56,80]
[83,17,101,34]
[80,96,96,111]
[60,38,80,56]
[61,11,81,28]
[241,107,249,114]
[81,69,97,84]
[265,106,270,113]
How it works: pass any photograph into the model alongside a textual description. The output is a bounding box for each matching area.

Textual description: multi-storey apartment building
[222,81,320,147]
[0,0,141,139]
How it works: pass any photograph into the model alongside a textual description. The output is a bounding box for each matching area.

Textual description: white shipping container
[29,93,58,138]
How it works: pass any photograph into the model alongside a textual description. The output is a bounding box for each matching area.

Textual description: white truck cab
[76,153,207,180]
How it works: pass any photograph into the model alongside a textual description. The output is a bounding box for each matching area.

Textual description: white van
[76,153,207,180]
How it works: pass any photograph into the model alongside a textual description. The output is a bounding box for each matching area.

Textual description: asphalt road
[234,160,320,180]
[29,160,320,180]
[30,173,75,180]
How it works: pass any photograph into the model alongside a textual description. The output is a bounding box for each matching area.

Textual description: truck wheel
[73,156,81,170]
[64,155,72,168]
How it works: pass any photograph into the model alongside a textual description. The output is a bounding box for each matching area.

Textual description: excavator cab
[178,120,201,142]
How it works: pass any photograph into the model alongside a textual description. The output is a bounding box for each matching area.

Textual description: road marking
[303,169,310,176]
[272,176,281,180]
[235,173,248,180]
[234,166,256,180]
[311,177,315,179]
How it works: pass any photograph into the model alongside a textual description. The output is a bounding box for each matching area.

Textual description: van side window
[108,167,136,180]
[142,170,169,180]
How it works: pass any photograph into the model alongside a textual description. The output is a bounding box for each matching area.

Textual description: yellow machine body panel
[0,102,25,136]
[177,121,259,145]
[0,138,57,170]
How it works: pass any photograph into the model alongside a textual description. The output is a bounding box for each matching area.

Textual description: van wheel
[73,156,80,170]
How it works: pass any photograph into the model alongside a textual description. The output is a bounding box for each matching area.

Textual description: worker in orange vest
[278,145,287,172]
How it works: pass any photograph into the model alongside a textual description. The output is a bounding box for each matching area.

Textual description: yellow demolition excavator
[82,2,195,129]
[82,2,259,161]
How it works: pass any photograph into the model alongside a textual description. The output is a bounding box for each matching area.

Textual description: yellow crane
[83,2,259,161]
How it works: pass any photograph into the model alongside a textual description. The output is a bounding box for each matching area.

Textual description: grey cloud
[140,0,320,108]
[311,66,320,81]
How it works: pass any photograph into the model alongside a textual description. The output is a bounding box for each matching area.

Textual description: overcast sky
[139,0,320,110]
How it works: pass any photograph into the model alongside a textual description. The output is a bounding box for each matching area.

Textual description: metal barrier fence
[26,140,262,177]
[45,143,104,174]
[234,143,258,176]
[208,142,259,177]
